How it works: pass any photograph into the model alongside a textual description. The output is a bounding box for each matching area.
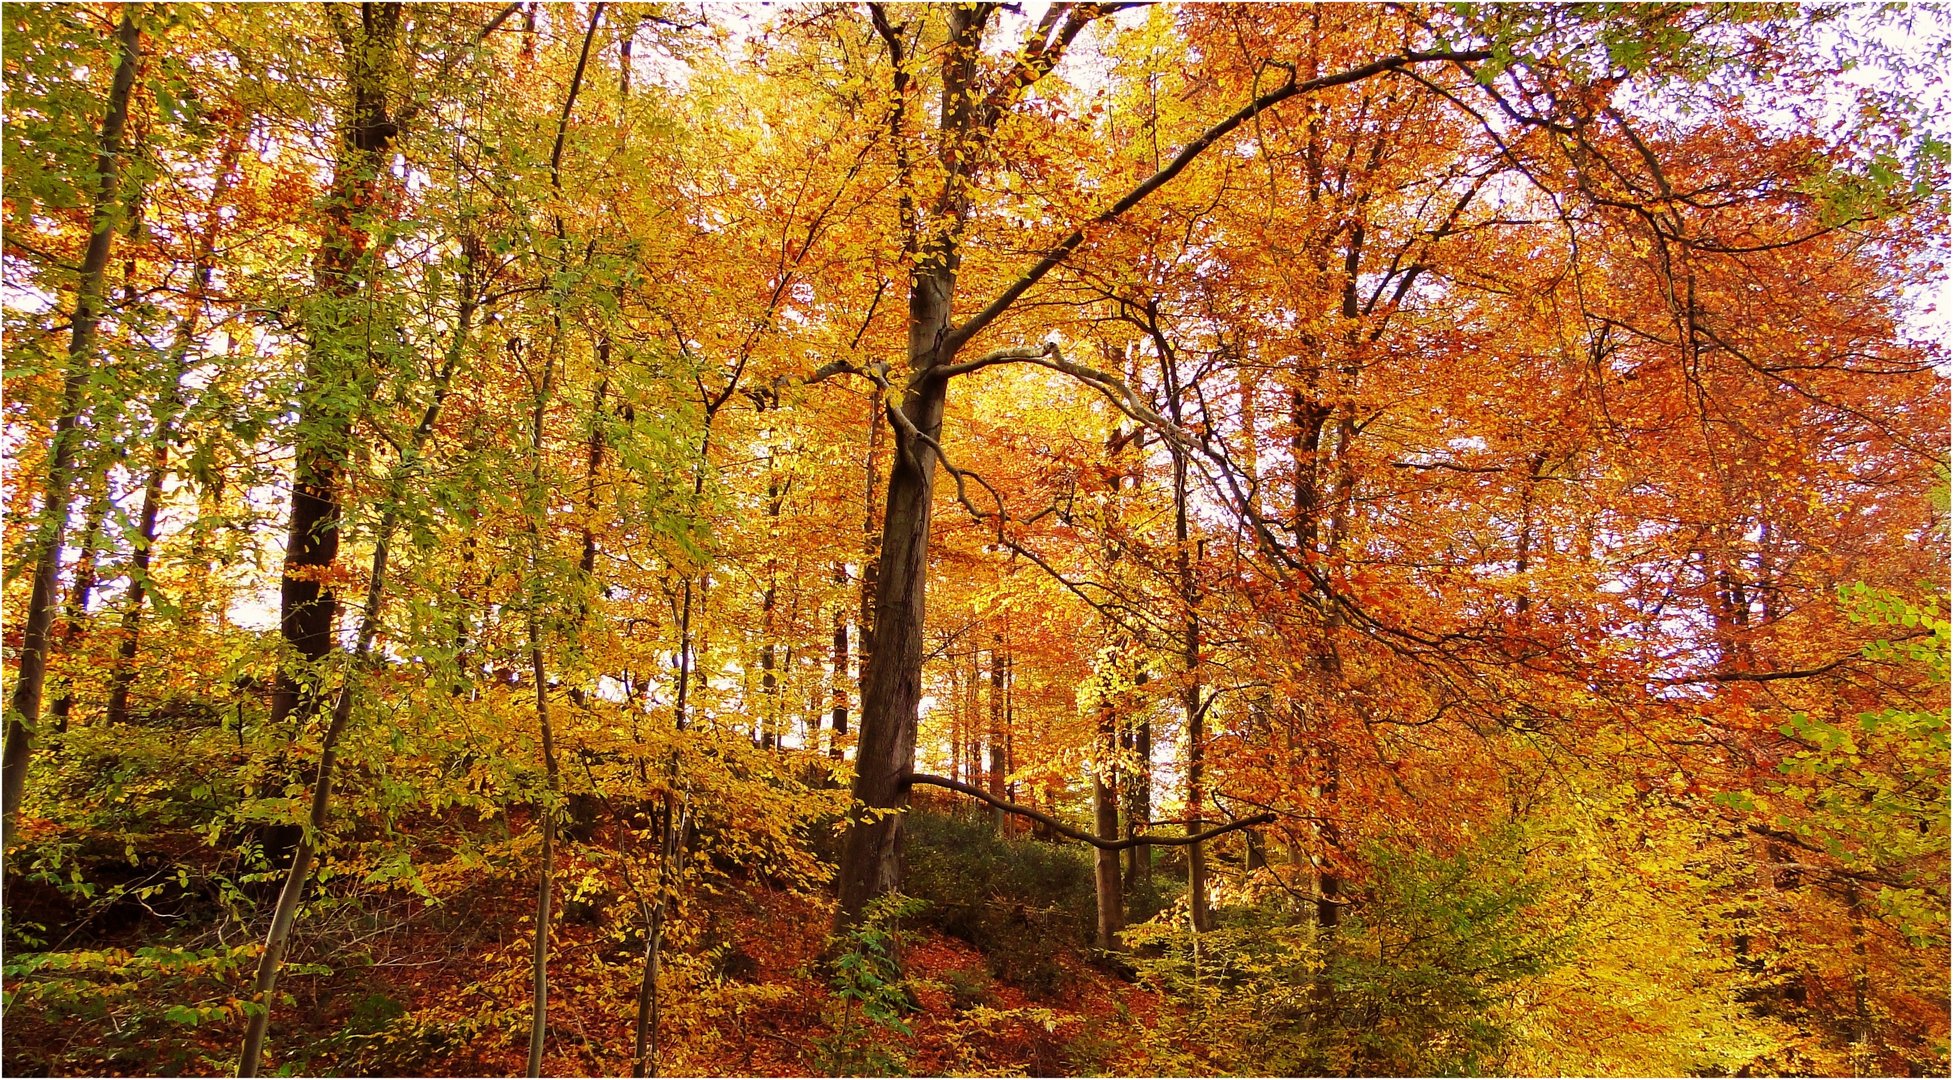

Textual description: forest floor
[1,821,1159,1077]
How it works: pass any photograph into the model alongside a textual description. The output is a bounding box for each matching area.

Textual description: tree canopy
[2,3,1946,1076]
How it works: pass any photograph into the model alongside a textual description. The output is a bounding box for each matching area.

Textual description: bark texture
[2,8,142,847]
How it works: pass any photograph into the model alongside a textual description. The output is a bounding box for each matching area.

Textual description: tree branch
[930,340,1057,381]
[806,358,865,384]
[907,772,1275,850]
[944,48,1491,355]
[1656,656,1858,685]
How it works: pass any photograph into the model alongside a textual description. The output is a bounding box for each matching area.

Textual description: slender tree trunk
[1003,653,1016,832]
[48,474,113,730]
[634,403,712,1073]
[237,257,477,1079]
[759,393,781,749]
[636,896,665,1078]
[633,798,686,1077]
[526,12,605,1061]
[107,109,247,727]
[1170,426,1209,932]
[988,636,1007,835]
[829,562,849,758]
[43,61,153,735]
[949,651,964,783]
[523,332,561,1080]
[854,393,882,751]
[2,8,142,848]
[1126,673,1152,888]
[526,608,559,1078]
[1846,881,1874,1076]
[1183,663,1210,933]
[965,649,981,787]
[1093,703,1124,951]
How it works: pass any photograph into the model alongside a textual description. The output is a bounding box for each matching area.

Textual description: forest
[1,2,1947,1077]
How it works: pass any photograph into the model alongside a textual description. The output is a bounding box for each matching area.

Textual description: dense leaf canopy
[2,3,1946,1076]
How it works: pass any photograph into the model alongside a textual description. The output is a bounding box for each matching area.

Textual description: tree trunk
[854,393,883,749]
[988,637,1007,835]
[837,357,949,922]
[525,8,607,1058]
[238,248,477,1079]
[828,562,849,756]
[1170,423,1209,933]
[836,1,994,927]
[1003,653,1016,831]
[1093,705,1124,951]
[2,7,141,848]
[1184,673,1210,934]
[48,473,113,730]
[633,900,661,1078]
[526,618,558,1078]
[106,109,247,727]
[756,389,782,748]
[1846,880,1873,1076]
[633,798,687,1077]
[1126,670,1153,888]
[965,648,982,786]
[269,2,403,732]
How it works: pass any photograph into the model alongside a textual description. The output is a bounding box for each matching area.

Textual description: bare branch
[930,340,1057,381]
[907,773,1276,850]
[1656,656,1863,686]
[806,358,865,384]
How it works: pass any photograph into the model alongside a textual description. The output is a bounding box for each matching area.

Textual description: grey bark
[2,7,142,848]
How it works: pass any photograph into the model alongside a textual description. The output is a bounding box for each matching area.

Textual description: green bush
[901,810,1096,997]
[814,893,926,1077]
[1127,823,1572,1076]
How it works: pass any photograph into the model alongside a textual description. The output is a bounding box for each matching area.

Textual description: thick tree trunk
[270,2,403,732]
[836,340,950,923]
[2,8,141,848]
[836,1,989,927]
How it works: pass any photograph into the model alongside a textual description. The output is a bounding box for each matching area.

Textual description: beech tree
[1,3,1943,1076]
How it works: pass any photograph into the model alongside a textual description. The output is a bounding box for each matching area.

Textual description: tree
[0,4,1942,1075]
[2,3,142,848]
[828,0,1496,927]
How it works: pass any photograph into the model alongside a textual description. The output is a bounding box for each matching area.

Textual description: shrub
[1126,823,1571,1076]
[900,810,1096,997]
[813,893,926,1077]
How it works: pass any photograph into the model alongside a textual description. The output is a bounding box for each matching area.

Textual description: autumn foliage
[2,3,1946,1077]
